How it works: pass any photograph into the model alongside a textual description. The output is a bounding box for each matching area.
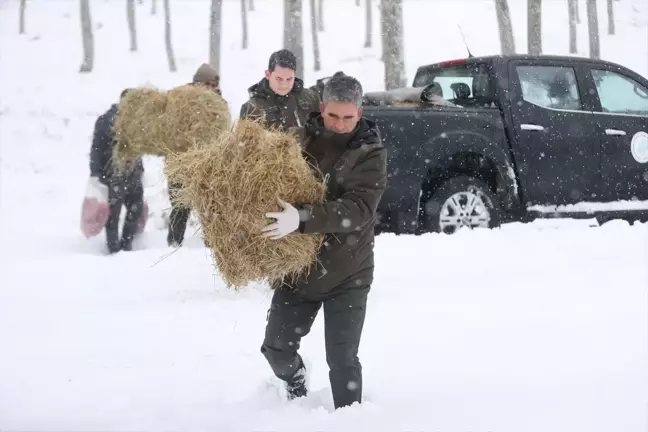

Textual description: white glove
[85,176,109,203]
[262,199,300,240]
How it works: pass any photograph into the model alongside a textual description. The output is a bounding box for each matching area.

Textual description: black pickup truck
[318,54,648,234]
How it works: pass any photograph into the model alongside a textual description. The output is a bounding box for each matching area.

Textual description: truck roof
[416,54,628,71]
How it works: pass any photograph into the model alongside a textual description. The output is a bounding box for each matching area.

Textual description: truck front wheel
[423,176,501,234]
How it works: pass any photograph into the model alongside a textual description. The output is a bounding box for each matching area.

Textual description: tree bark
[494,0,515,54]
[19,0,26,34]
[151,0,157,15]
[574,0,580,24]
[79,0,94,73]
[241,0,248,49]
[310,0,321,70]
[381,0,406,90]
[283,0,304,79]
[380,2,386,62]
[317,0,324,31]
[210,0,223,74]
[568,0,577,53]
[127,0,137,51]
[163,0,177,72]
[607,0,615,35]
[587,0,600,59]
[527,0,542,55]
[364,0,372,48]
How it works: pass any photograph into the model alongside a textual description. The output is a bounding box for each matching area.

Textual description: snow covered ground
[1,0,648,431]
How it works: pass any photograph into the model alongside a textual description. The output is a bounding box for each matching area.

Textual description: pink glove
[80,177,110,238]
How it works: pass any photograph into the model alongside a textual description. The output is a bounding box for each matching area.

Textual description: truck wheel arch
[419,131,521,210]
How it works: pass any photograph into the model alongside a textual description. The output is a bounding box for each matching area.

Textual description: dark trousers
[261,283,369,409]
[106,179,144,253]
[167,181,191,246]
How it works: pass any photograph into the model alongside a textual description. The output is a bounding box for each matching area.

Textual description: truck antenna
[457,25,474,58]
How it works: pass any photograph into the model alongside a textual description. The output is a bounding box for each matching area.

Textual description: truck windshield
[413,63,496,108]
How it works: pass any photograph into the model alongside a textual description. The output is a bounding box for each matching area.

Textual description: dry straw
[165,119,326,288]
[112,84,231,168]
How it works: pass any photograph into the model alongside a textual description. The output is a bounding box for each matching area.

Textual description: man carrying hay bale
[239,49,320,131]
[167,63,224,247]
[89,89,145,253]
[259,72,388,409]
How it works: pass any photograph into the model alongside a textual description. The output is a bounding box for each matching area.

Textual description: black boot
[119,239,133,251]
[107,242,121,254]
[106,225,121,254]
[329,365,362,409]
[286,362,307,400]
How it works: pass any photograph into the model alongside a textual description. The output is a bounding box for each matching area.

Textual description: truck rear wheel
[423,176,501,234]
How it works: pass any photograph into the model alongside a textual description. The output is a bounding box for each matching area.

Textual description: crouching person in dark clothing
[259,72,388,409]
[90,89,144,254]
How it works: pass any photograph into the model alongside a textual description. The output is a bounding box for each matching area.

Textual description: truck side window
[414,64,496,108]
[590,69,648,115]
[516,65,582,111]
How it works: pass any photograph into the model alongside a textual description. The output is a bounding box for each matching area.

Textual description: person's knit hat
[193,63,220,87]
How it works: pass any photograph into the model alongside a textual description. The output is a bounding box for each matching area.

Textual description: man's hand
[262,199,300,240]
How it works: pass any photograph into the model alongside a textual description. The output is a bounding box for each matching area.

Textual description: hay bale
[113,85,231,168]
[165,119,326,288]
[165,84,231,153]
[112,87,168,166]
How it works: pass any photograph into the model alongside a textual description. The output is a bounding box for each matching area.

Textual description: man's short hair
[322,72,363,107]
[268,49,297,72]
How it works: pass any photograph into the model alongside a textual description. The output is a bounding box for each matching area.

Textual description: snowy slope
[1,0,648,431]
[1,224,647,431]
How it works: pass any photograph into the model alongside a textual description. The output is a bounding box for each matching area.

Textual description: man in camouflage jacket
[239,49,320,131]
[260,72,387,410]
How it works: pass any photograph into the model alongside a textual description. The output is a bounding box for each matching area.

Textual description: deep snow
[1,0,648,431]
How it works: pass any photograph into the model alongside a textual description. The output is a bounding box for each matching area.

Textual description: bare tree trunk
[607,0,615,35]
[210,0,223,75]
[574,0,580,24]
[364,0,372,48]
[381,0,406,90]
[241,0,248,49]
[283,0,291,47]
[527,0,542,55]
[163,0,176,72]
[494,0,515,54]
[309,0,321,70]
[19,0,26,34]
[283,0,304,79]
[79,0,94,72]
[587,0,600,59]
[317,0,324,31]
[568,0,578,53]
[380,2,386,62]
[249,0,255,11]
[151,0,157,15]
[127,0,137,51]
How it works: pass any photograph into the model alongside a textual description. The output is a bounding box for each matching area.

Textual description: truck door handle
[605,128,626,136]
[521,124,545,131]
